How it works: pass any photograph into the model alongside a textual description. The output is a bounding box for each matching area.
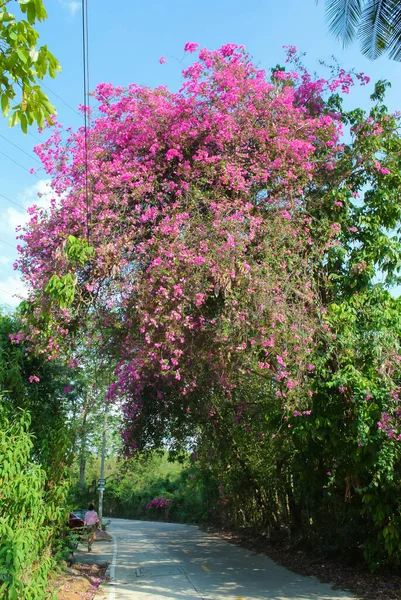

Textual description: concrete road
[86,519,355,600]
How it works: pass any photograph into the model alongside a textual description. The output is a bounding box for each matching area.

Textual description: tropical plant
[14,43,401,566]
[322,0,401,60]
[0,404,66,599]
[0,0,60,131]
[0,310,79,482]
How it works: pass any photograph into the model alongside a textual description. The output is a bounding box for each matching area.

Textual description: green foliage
[0,404,66,599]
[323,0,401,61]
[0,0,60,131]
[45,237,95,308]
[111,80,401,568]
[45,274,76,309]
[0,311,89,595]
[100,453,207,523]
[65,236,95,266]
[13,51,401,571]
[0,311,78,476]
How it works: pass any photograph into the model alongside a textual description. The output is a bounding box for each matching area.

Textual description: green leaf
[16,49,28,64]
[1,95,10,117]
[0,11,15,23]
[20,113,27,134]
[27,2,36,24]
[8,112,20,127]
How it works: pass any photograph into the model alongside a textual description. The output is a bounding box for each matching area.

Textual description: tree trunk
[79,411,88,490]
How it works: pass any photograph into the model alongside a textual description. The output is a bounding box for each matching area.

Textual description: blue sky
[1,0,401,306]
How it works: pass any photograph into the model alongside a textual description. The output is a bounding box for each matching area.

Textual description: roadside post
[98,401,108,524]
[97,478,106,523]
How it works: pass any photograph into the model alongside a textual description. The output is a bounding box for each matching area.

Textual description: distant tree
[0,0,60,132]
[322,0,401,60]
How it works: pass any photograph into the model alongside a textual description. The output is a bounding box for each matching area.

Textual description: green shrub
[102,453,207,523]
[0,406,66,599]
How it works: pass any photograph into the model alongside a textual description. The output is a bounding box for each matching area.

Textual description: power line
[0,288,17,299]
[0,288,26,304]
[82,0,91,240]
[28,131,43,144]
[41,81,83,118]
[0,150,49,185]
[0,134,42,164]
[85,0,90,103]
[0,192,26,211]
[0,238,17,250]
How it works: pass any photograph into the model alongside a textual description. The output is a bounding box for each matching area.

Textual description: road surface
[79,518,355,600]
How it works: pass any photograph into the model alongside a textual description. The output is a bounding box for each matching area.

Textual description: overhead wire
[0,192,26,211]
[0,150,50,185]
[0,19,84,304]
[81,0,91,240]
[0,285,26,308]
[0,288,21,301]
[0,13,87,239]
[0,134,42,164]
[41,81,83,118]
[0,238,17,250]
[28,131,43,144]
[0,7,88,305]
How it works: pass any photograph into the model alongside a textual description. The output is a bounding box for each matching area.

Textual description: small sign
[98,478,106,485]
[97,485,105,492]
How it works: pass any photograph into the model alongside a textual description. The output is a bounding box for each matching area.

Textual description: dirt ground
[205,527,401,600]
[51,562,108,600]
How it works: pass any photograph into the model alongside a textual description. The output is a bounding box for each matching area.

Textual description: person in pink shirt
[84,503,100,552]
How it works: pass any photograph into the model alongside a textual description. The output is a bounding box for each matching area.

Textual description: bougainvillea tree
[14,43,401,564]
[16,44,356,434]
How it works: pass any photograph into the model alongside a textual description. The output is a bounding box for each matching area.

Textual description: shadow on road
[101,520,354,600]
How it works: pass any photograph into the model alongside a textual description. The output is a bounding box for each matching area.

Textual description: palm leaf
[359,0,394,59]
[325,0,364,46]
[386,0,401,60]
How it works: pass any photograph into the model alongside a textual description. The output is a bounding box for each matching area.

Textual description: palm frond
[325,0,363,47]
[386,0,401,60]
[359,0,394,59]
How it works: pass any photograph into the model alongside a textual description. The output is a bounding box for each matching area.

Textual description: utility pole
[98,401,108,524]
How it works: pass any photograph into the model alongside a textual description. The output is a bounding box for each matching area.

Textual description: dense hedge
[0,407,67,599]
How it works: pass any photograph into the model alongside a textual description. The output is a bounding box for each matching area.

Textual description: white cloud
[18,179,53,211]
[58,0,80,17]
[0,180,59,309]
[0,275,27,308]
[0,206,29,234]
[0,179,53,238]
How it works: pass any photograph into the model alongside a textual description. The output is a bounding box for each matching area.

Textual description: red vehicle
[68,512,85,530]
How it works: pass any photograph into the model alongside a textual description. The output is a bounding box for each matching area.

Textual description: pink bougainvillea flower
[14,42,383,454]
[184,42,199,53]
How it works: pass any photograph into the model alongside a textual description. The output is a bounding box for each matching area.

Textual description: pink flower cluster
[16,43,377,451]
[378,410,401,441]
[145,497,172,510]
